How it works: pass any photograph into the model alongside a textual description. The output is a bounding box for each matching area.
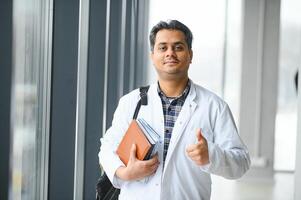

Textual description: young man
[98,20,250,200]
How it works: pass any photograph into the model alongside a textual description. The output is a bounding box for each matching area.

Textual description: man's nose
[165,48,176,57]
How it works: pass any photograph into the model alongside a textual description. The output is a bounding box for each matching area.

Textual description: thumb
[129,143,137,161]
[196,128,205,142]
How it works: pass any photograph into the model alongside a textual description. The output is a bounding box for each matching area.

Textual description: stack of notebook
[116,118,160,165]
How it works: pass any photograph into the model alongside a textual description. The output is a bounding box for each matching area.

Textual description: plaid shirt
[157,80,191,164]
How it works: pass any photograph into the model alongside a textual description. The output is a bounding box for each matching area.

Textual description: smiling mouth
[164,60,179,64]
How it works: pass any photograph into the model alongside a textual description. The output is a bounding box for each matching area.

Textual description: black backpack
[96,86,150,200]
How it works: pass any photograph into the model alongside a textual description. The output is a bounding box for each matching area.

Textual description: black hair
[149,20,193,52]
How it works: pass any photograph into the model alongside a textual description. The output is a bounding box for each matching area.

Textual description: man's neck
[158,77,189,97]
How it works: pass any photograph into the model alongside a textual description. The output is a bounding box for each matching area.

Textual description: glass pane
[274,0,301,171]
[224,0,242,126]
[9,0,51,199]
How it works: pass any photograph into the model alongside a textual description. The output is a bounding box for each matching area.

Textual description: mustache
[163,59,179,64]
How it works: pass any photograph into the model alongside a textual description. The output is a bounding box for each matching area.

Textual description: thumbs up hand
[186,128,209,166]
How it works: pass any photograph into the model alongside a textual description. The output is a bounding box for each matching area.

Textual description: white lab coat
[98,81,250,200]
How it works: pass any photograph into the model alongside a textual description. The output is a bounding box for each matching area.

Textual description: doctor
[99,20,250,200]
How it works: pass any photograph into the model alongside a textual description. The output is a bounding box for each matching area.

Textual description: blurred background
[1,0,301,199]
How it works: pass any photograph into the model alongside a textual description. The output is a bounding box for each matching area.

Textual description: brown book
[116,120,153,165]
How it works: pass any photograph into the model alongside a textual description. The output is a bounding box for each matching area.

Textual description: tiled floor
[211,172,294,200]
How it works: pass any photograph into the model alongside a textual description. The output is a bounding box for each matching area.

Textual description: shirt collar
[157,79,191,103]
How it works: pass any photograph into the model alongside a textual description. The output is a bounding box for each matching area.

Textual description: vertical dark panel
[0,1,13,200]
[134,0,150,86]
[122,0,150,92]
[105,0,123,129]
[83,0,107,199]
[48,0,79,199]
[122,0,134,93]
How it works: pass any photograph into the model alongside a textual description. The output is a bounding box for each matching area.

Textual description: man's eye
[174,45,183,51]
[158,46,166,51]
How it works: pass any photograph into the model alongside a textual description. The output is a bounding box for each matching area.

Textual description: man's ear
[150,52,154,61]
[189,50,193,63]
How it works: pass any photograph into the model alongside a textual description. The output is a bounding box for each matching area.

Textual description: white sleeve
[200,104,251,179]
[98,96,133,188]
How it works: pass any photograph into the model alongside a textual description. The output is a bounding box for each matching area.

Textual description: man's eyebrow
[174,41,185,45]
[157,41,185,45]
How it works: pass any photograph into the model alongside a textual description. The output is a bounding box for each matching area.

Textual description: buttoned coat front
[98,81,250,200]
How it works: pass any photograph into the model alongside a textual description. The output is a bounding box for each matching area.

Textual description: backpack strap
[132,86,150,120]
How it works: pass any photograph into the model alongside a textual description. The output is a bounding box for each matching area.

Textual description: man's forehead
[155,29,186,44]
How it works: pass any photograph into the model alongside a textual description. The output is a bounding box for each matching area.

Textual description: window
[9,0,52,199]
[274,0,301,171]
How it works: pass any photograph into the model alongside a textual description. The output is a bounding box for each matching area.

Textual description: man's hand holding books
[116,144,159,181]
[115,119,161,181]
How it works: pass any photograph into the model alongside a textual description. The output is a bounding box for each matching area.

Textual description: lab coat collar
[158,80,198,177]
